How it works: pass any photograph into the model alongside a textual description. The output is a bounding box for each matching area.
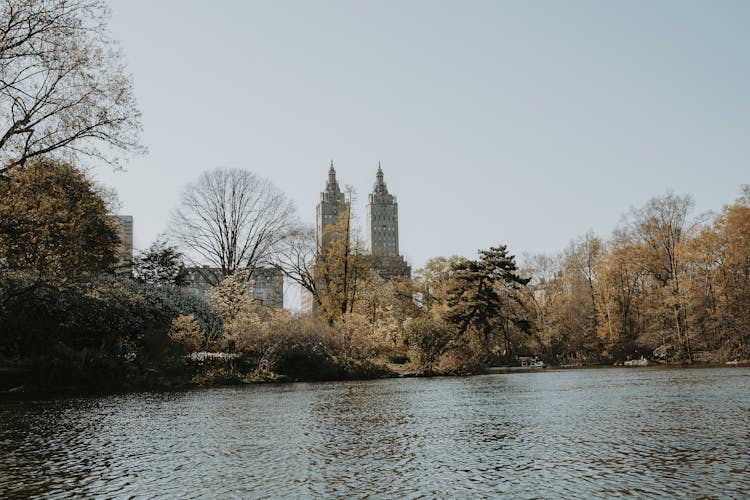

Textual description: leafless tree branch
[0,0,144,173]
[169,168,298,280]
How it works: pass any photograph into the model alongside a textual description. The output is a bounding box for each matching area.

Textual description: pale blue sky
[96,0,749,282]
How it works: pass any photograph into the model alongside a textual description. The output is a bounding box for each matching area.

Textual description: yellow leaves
[315,208,374,322]
[0,157,119,282]
[168,314,204,352]
[720,204,750,269]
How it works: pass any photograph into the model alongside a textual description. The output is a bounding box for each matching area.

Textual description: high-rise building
[365,165,410,280]
[302,163,411,312]
[366,163,399,256]
[114,215,133,272]
[315,161,348,252]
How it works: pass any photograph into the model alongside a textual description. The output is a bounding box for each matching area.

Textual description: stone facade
[365,165,410,280]
[316,162,348,252]
[362,254,411,282]
[183,266,284,308]
[366,164,399,257]
[252,267,285,307]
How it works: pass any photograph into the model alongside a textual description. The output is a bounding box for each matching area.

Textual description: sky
[94,0,749,306]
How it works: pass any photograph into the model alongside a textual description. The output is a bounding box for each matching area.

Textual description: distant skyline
[94,0,749,277]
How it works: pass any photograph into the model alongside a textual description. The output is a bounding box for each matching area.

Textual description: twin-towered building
[120,163,409,312]
[316,162,410,280]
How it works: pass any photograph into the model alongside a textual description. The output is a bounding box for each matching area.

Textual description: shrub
[168,314,204,351]
[0,274,221,389]
[405,316,456,374]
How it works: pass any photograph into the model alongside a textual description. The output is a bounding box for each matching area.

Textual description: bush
[0,273,221,390]
[221,306,389,381]
[405,316,456,374]
[168,314,205,352]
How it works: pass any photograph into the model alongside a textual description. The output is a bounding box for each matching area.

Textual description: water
[1,367,748,498]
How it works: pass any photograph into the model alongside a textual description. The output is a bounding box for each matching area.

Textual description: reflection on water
[1,368,748,498]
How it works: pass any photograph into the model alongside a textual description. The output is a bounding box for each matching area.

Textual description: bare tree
[564,231,604,331]
[277,224,321,304]
[0,0,143,172]
[170,168,297,280]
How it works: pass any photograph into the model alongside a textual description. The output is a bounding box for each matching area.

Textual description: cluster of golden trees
[523,188,750,364]
[270,202,534,374]
[3,3,748,386]
[260,186,750,375]
[3,164,747,387]
[188,184,750,381]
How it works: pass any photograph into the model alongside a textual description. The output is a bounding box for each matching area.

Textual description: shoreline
[2,360,749,400]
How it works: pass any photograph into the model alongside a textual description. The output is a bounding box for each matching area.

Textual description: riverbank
[4,357,750,399]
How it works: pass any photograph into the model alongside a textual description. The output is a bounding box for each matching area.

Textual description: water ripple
[1,367,749,498]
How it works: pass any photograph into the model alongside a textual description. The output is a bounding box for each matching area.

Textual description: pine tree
[132,239,185,286]
[446,245,530,361]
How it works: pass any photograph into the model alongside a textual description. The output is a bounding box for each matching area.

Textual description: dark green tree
[446,245,530,362]
[133,238,186,286]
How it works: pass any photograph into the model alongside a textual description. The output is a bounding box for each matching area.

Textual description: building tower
[366,163,399,256]
[366,164,410,280]
[315,161,348,251]
[114,215,133,273]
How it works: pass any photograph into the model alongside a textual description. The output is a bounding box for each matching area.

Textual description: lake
[1,367,748,498]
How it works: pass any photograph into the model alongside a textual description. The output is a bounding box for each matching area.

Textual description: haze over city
[94,0,749,272]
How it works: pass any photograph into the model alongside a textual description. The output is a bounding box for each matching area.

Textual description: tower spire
[374,162,387,194]
[327,160,338,190]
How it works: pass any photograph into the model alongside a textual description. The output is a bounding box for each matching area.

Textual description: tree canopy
[0,156,119,283]
[446,245,530,361]
[0,0,143,172]
[132,238,185,286]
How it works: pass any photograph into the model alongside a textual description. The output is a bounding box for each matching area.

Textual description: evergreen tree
[446,245,530,361]
[132,239,185,286]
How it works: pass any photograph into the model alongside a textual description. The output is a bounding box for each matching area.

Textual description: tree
[315,207,374,323]
[0,156,119,285]
[170,168,297,280]
[413,256,464,316]
[595,232,647,360]
[132,238,185,286]
[277,225,322,306]
[564,232,603,330]
[446,245,530,362]
[210,269,255,323]
[168,314,205,352]
[0,0,143,172]
[278,191,375,323]
[405,315,455,373]
[684,185,750,359]
[713,186,750,356]
[626,192,696,361]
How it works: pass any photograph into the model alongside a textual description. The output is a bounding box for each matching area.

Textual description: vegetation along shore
[1,157,748,394]
[1,1,748,395]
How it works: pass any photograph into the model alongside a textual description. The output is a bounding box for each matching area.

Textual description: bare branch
[0,0,143,172]
[169,168,298,280]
